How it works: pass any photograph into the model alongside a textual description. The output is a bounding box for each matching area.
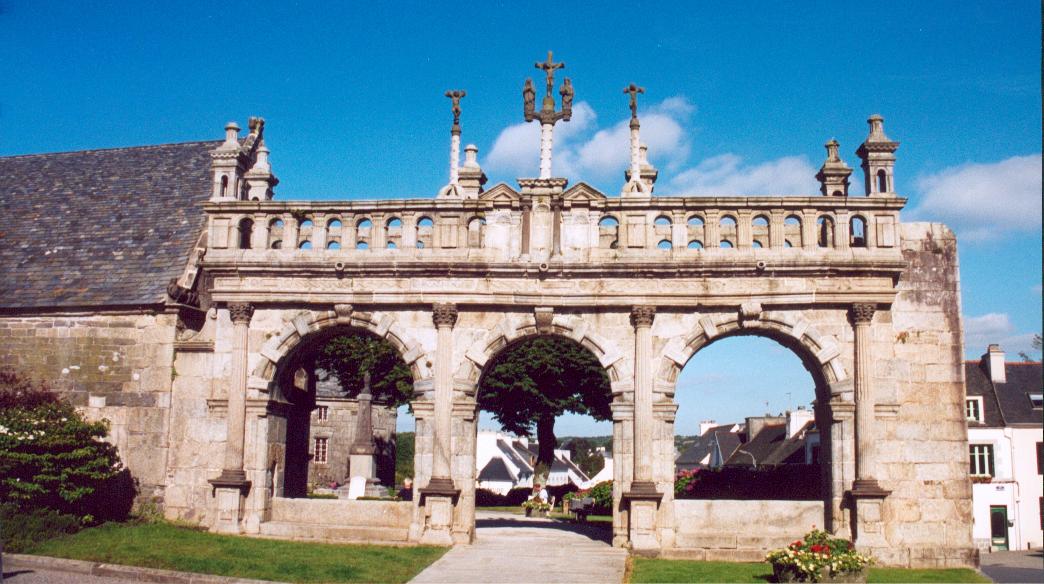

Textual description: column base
[850,479,890,499]
[628,499,661,554]
[623,480,663,502]
[419,476,460,501]
[209,472,251,534]
[848,479,891,549]
[419,494,456,546]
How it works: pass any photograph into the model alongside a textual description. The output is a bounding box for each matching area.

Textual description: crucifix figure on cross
[624,83,645,121]
[522,51,574,178]
[444,90,466,130]
[535,50,565,99]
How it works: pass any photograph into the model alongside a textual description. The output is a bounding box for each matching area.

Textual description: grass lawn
[27,521,446,583]
[630,558,989,583]
[476,505,524,513]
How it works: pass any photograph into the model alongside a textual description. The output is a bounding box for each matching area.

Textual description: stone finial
[856,114,899,196]
[228,303,254,325]
[223,122,240,147]
[851,303,876,324]
[432,303,458,328]
[630,306,656,328]
[816,138,853,197]
[457,144,487,198]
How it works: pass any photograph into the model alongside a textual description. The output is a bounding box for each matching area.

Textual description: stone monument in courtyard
[0,54,976,567]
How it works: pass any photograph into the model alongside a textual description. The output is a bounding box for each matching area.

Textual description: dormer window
[1029,393,1043,409]
[965,397,984,423]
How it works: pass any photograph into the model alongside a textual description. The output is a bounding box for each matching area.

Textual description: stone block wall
[307,399,398,488]
[0,312,177,503]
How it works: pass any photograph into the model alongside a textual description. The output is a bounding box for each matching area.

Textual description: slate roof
[726,423,788,467]
[478,457,515,482]
[965,360,1043,428]
[761,421,815,466]
[0,141,220,309]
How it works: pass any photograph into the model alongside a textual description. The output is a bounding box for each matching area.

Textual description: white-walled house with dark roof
[965,345,1043,552]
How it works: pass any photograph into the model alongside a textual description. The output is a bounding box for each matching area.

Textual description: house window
[1029,393,1043,409]
[313,437,329,464]
[317,406,329,423]
[969,444,994,477]
[965,397,984,422]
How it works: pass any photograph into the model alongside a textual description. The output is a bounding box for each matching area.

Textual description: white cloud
[484,97,692,183]
[963,312,1039,357]
[668,154,819,195]
[912,155,1042,241]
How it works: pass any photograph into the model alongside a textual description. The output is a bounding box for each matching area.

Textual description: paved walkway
[979,549,1043,583]
[410,511,627,584]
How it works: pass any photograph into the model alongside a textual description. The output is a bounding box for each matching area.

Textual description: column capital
[228,302,254,325]
[432,303,458,328]
[851,303,876,325]
[630,305,656,328]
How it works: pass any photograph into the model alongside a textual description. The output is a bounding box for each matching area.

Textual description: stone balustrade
[204,194,905,265]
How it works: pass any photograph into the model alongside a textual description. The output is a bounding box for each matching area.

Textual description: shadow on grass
[475,516,613,545]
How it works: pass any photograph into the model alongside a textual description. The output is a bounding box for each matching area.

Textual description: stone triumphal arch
[158,62,976,568]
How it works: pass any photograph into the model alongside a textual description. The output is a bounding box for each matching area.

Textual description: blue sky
[2,1,1040,436]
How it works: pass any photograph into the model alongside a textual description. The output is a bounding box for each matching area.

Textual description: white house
[965,345,1043,551]
[475,430,590,494]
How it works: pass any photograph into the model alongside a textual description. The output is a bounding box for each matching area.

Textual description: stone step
[258,521,409,544]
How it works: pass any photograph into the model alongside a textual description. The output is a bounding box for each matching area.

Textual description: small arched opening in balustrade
[356,218,373,250]
[850,216,867,248]
[752,215,770,248]
[296,218,314,249]
[415,217,434,249]
[467,217,486,249]
[385,217,403,249]
[238,218,253,250]
[268,218,284,249]
[876,170,888,193]
[598,215,620,249]
[326,218,342,250]
[688,240,704,250]
[220,175,229,198]
[784,215,802,248]
[817,216,835,248]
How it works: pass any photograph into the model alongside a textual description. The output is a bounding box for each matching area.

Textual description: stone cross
[445,90,466,185]
[624,83,645,123]
[522,51,574,179]
[622,83,649,195]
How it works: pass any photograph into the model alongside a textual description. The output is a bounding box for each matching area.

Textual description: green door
[989,505,1009,550]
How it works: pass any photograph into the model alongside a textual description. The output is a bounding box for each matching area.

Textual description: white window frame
[969,443,994,477]
[317,405,329,423]
[965,396,984,422]
[313,437,329,465]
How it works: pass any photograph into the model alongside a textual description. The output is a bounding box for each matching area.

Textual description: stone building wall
[0,312,177,502]
[307,398,397,488]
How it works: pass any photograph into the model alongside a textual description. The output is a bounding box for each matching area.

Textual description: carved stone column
[420,303,459,545]
[850,303,889,546]
[624,305,661,551]
[551,199,563,257]
[520,201,532,257]
[209,302,253,533]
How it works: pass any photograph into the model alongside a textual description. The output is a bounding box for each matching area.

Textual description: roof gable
[0,141,220,309]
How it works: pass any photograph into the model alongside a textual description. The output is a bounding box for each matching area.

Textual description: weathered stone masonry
[0,105,975,567]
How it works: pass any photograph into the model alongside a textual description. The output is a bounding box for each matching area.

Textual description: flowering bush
[563,480,613,514]
[0,370,135,524]
[521,499,551,512]
[765,528,872,582]
[674,468,700,495]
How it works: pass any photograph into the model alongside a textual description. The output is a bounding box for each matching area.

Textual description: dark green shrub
[0,369,136,524]
[0,502,81,552]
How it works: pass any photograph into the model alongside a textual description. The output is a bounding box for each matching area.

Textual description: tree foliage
[315,333,414,407]
[478,336,611,470]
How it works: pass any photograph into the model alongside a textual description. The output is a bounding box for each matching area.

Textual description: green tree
[478,337,611,472]
[315,334,414,407]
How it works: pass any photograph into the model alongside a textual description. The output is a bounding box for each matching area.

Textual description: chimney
[983,344,1006,384]
[786,408,815,438]
[698,420,717,436]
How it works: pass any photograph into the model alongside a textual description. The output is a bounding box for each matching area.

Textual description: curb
[2,553,286,584]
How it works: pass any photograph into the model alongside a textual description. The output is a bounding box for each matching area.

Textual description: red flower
[789,540,804,550]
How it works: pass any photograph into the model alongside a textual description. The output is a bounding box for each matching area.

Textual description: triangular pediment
[479,183,520,203]
[562,182,607,204]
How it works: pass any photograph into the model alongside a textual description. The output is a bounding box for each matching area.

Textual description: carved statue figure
[624,83,644,119]
[445,90,466,126]
[534,50,565,97]
[523,79,536,110]
[560,78,574,111]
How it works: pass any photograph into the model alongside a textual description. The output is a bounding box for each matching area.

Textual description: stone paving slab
[410,511,627,584]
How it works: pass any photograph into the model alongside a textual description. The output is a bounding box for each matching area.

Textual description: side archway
[249,307,429,393]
